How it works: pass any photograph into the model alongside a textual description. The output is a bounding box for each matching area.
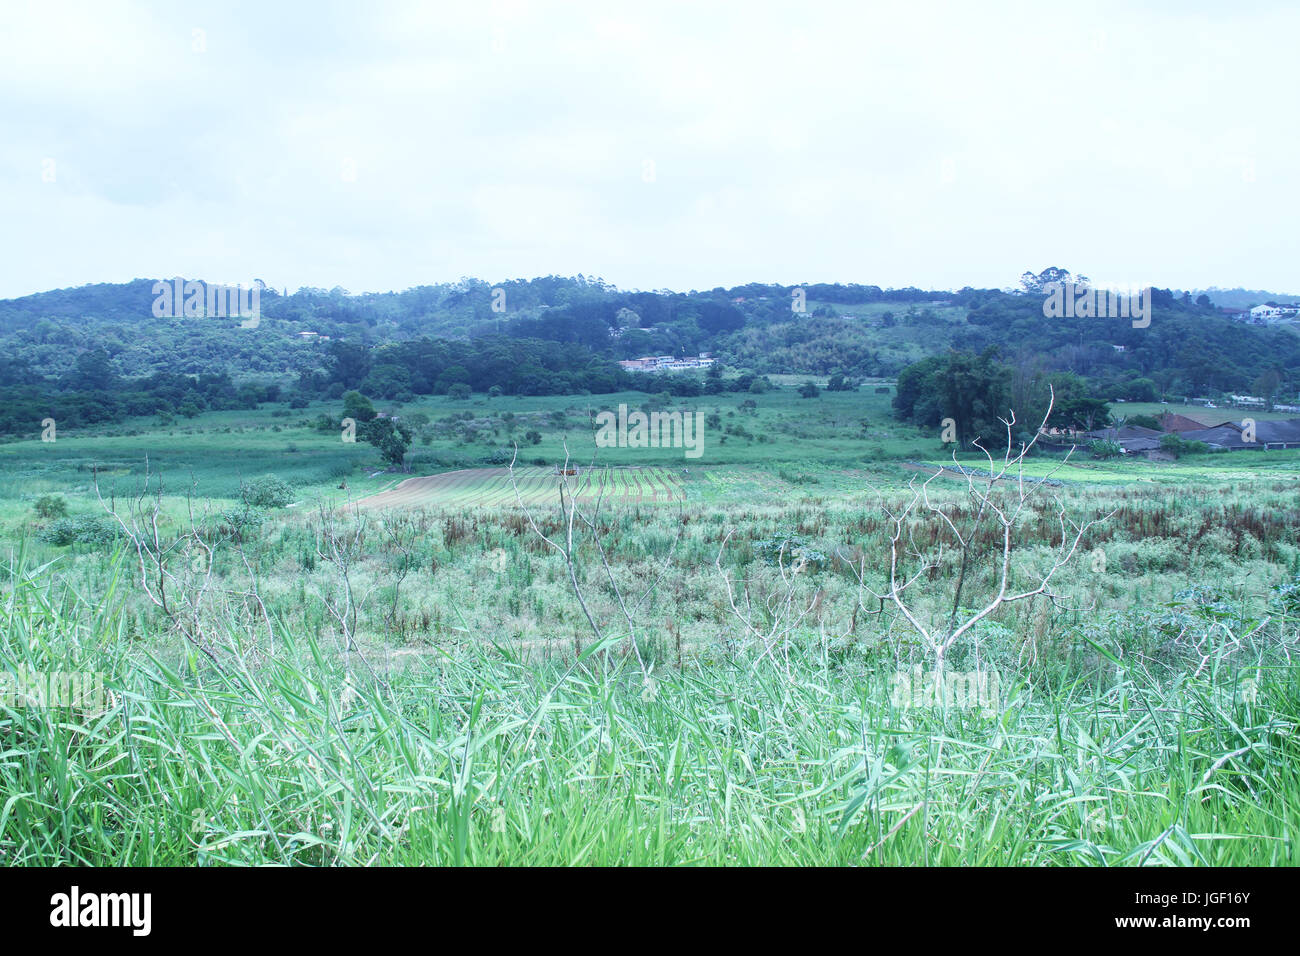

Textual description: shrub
[752,532,827,571]
[34,494,68,519]
[1159,434,1210,458]
[221,505,266,535]
[239,474,296,509]
[37,515,118,548]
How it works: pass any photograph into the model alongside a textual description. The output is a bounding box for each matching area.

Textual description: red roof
[1158,412,1209,433]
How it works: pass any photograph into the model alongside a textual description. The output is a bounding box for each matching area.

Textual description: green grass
[1113,401,1297,422]
[3,389,1300,866]
[923,448,1300,485]
[3,552,1296,866]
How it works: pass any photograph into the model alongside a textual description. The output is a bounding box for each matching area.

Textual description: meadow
[1,385,1298,866]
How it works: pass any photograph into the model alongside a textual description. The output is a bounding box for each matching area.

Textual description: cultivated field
[358,465,685,509]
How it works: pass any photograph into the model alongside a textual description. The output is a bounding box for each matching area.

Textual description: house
[1249,304,1299,321]
[618,354,715,372]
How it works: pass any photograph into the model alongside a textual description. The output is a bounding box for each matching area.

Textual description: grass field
[2,386,1299,866]
[923,448,1300,485]
[1113,401,1298,423]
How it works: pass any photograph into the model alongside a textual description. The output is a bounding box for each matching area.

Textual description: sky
[1,0,1297,300]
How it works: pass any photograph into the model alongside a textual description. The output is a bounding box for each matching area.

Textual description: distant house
[619,354,715,372]
[1178,424,1255,450]
[1248,304,1300,323]
[1179,419,1300,450]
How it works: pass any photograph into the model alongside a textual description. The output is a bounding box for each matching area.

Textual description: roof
[1082,425,1162,442]
[1178,425,1253,449]
[1158,412,1209,433]
[1254,419,1300,444]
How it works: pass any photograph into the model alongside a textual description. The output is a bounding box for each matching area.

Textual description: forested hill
[0,273,1298,435]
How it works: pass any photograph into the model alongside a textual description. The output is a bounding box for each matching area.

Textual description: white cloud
[1,0,1297,298]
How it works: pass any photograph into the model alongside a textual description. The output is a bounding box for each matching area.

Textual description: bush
[1160,434,1210,458]
[221,505,266,535]
[37,515,118,548]
[33,494,68,519]
[752,532,827,571]
[239,474,296,509]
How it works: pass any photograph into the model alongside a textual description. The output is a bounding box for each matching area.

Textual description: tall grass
[2,552,1296,866]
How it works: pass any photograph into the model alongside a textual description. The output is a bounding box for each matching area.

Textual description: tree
[359,418,413,468]
[448,383,472,400]
[894,349,1011,449]
[73,348,116,391]
[1253,369,1281,402]
[798,382,820,399]
[342,390,377,423]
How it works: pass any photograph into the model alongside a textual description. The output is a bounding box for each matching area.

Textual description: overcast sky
[1,0,1296,300]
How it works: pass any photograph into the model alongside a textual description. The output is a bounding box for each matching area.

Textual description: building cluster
[1230,304,1300,324]
[618,353,715,372]
[1043,411,1300,457]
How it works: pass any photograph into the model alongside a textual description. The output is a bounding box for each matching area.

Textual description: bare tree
[845,388,1111,670]
[309,499,388,691]
[508,439,685,677]
[714,531,824,667]
[95,461,278,670]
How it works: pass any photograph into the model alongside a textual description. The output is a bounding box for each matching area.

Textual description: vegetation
[3,272,1297,438]
[2,273,1299,867]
